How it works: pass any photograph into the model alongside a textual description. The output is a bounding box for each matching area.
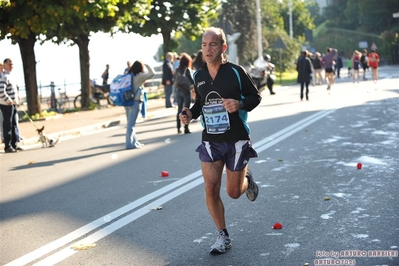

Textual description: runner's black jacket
[190,62,261,142]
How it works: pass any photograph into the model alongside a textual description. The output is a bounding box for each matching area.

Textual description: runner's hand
[221,98,239,113]
[179,107,192,125]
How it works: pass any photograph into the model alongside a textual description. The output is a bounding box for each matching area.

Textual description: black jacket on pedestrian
[313,57,322,70]
[297,56,313,84]
[162,59,174,86]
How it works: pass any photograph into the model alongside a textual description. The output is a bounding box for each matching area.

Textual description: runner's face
[201,32,226,65]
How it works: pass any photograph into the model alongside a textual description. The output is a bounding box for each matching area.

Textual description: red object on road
[161,171,169,177]
[357,163,362,169]
[272,223,283,229]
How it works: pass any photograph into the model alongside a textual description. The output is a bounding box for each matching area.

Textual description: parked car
[143,71,163,95]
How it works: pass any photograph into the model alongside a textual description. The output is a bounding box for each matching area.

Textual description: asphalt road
[1,66,399,266]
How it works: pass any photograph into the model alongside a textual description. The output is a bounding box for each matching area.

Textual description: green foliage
[122,0,219,56]
[264,28,301,72]
[276,0,315,39]
[22,110,58,121]
[0,0,10,8]
[317,0,399,62]
[173,32,202,56]
[219,0,257,64]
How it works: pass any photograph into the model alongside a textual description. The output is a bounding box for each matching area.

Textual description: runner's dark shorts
[325,67,334,74]
[195,140,258,171]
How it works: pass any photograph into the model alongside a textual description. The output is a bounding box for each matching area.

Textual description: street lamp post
[256,0,263,59]
[279,0,304,39]
[288,0,293,39]
[277,0,293,39]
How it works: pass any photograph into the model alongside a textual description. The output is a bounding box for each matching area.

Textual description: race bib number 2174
[202,104,230,134]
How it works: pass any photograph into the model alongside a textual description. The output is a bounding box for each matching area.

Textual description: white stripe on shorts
[234,140,247,170]
[204,141,213,161]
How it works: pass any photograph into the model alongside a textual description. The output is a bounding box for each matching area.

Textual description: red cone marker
[272,223,283,229]
[357,163,362,169]
[161,171,169,177]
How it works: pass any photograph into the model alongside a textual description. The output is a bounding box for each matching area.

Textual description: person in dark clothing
[360,49,369,80]
[335,54,343,78]
[0,58,20,153]
[296,50,313,101]
[162,52,175,108]
[101,64,109,85]
[174,53,194,134]
[192,50,205,71]
[263,54,276,95]
[179,27,261,255]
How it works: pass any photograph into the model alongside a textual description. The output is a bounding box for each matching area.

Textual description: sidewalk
[1,97,176,151]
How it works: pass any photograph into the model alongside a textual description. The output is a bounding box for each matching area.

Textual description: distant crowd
[296,48,380,101]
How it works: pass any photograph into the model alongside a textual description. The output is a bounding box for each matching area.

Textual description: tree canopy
[122,0,220,56]
[316,0,399,62]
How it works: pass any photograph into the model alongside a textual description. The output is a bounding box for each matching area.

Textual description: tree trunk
[161,31,177,56]
[17,33,41,115]
[73,34,91,108]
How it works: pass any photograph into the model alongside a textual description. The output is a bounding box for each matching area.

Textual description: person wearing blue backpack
[125,61,154,149]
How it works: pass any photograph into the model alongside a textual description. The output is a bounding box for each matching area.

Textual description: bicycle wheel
[74,94,82,109]
[59,94,70,110]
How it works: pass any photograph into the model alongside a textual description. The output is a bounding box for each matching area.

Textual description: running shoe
[210,230,232,254]
[245,169,259,202]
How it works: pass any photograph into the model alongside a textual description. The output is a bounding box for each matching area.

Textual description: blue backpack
[109,73,136,106]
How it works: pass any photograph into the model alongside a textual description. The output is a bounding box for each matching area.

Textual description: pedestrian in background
[101,64,109,85]
[124,61,131,74]
[335,53,343,78]
[0,63,3,141]
[162,52,175,108]
[174,53,194,134]
[313,52,323,85]
[192,50,205,71]
[368,49,380,83]
[125,61,154,149]
[322,47,337,90]
[346,57,352,78]
[361,49,368,80]
[172,53,180,106]
[179,27,261,255]
[297,50,313,101]
[0,58,20,153]
[352,50,361,83]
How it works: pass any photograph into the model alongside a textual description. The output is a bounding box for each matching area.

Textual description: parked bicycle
[47,88,70,111]
[74,80,114,109]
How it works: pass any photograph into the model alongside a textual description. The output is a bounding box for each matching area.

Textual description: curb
[1,106,176,151]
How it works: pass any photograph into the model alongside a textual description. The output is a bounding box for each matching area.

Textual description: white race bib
[202,103,230,134]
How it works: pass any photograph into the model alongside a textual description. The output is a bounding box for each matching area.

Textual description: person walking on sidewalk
[179,27,261,254]
[162,52,175,108]
[296,50,313,101]
[368,49,380,83]
[101,64,110,85]
[335,54,343,78]
[322,47,337,90]
[313,52,323,85]
[0,58,20,153]
[352,50,361,83]
[174,52,194,134]
[125,61,154,149]
[361,49,369,80]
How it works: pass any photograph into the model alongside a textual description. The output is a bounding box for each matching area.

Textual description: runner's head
[201,27,227,65]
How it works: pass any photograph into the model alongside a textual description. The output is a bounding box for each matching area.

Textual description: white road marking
[5,85,386,265]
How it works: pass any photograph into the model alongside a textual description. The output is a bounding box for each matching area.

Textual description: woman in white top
[125,61,154,149]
